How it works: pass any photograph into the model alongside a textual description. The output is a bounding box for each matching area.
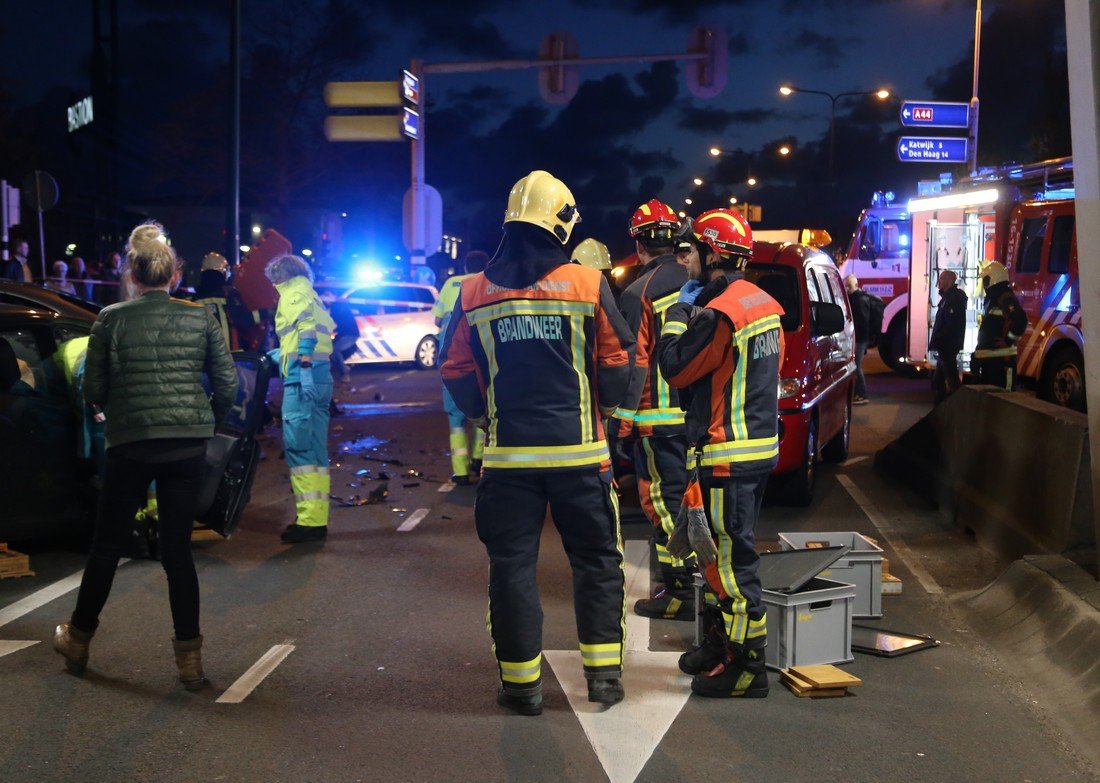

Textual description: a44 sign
[899,100,970,129]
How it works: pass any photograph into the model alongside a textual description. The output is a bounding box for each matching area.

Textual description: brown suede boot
[52,624,94,675]
[172,636,207,691]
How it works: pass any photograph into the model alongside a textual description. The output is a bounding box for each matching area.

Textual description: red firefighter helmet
[692,208,753,266]
[629,199,681,242]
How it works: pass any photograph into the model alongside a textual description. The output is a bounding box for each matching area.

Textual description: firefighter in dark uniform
[612,199,696,620]
[972,260,1027,390]
[657,208,785,698]
[440,171,637,716]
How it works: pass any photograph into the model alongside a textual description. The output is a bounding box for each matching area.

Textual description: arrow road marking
[0,640,38,659]
[397,508,430,532]
[216,643,296,704]
[545,540,691,783]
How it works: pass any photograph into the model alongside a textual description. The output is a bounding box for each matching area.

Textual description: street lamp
[685,197,694,205]
[778,83,891,183]
[746,177,757,187]
[778,144,791,156]
[693,177,704,186]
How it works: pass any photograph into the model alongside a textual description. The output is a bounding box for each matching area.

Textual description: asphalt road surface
[1,358,1096,783]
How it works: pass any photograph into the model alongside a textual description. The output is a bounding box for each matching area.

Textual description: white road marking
[216,643,296,704]
[384,374,401,382]
[836,474,943,596]
[842,455,870,467]
[544,539,690,783]
[438,482,455,493]
[0,640,38,658]
[396,508,430,532]
[0,561,127,630]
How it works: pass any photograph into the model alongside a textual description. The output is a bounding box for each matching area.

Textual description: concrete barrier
[953,556,1100,768]
[875,386,1096,567]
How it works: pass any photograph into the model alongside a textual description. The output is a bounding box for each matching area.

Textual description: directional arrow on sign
[544,540,691,783]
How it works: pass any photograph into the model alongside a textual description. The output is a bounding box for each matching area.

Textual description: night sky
[0,0,1071,269]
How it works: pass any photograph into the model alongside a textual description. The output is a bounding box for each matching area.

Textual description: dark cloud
[791,29,859,69]
[589,0,896,24]
[678,106,777,133]
[729,33,751,56]
[415,19,521,59]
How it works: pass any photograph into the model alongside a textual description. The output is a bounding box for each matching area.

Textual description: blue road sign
[900,101,970,128]
[897,136,968,163]
[402,107,420,140]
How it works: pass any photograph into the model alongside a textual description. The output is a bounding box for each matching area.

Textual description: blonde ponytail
[126,221,178,287]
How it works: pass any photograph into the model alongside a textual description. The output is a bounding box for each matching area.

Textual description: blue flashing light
[354,264,383,283]
[884,191,895,204]
[899,234,910,247]
[1056,277,1074,312]
[1042,187,1076,201]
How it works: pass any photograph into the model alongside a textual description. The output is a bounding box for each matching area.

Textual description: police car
[335,282,440,370]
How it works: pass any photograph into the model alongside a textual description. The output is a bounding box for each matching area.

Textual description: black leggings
[71,450,206,641]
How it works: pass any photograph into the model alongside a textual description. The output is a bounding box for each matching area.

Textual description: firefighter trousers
[700,471,769,647]
[971,355,1016,391]
[283,368,333,528]
[634,434,693,591]
[475,469,625,686]
[443,384,485,477]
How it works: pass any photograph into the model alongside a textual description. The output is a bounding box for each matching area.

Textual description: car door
[0,323,87,540]
[807,263,848,439]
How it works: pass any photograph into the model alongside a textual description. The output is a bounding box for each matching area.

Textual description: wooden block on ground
[882,573,903,595]
[804,541,829,549]
[190,528,223,542]
[780,669,816,693]
[0,543,34,578]
[781,678,848,698]
[789,664,862,689]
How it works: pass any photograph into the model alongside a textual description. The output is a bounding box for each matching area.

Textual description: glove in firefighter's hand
[667,503,717,565]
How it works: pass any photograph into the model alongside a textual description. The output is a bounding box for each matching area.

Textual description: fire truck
[840,192,913,373]
[903,156,1081,408]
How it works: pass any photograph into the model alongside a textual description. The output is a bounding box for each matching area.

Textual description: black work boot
[691,644,769,699]
[497,682,543,716]
[281,524,327,544]
[587,678,625,706]
[634,588,695,621]
[679,627,727,676]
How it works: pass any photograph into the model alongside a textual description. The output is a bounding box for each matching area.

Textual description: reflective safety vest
[662,278,784,477]
[195,296,231,346]
[432,273,472,336]
[447,264,632,472]
[274,276,335,377]
[617,256,688,437]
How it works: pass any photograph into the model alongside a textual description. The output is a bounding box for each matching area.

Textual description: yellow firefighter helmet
[504,170,581,244]
[572,238,612,271]
[979,260,1009,291]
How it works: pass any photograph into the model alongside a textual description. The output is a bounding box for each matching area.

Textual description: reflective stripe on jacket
[439,263,635,472]
[274,276,335,379]
[657,276,785,477]
[616,255,688,438]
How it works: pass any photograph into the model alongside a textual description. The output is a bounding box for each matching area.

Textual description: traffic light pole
[410,59,425,274]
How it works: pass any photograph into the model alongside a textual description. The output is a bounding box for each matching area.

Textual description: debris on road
[0,543,35,579]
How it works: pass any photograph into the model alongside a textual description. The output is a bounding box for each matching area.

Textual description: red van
[745,242,856,504]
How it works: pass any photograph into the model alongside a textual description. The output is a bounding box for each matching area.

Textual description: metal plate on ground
[851,624,940,657]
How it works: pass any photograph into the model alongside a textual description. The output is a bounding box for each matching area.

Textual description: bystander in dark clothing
[845,275,880,404]
[930,270,968,402]
[98,253,123,304]
[320,290,360,383]
[70,257,93,300]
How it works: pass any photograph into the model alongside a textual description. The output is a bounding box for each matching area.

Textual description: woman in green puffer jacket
[52,221,239,691]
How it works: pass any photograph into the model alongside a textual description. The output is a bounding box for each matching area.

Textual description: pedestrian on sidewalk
[845,274,880,405]
[431,249,488,484]
[930,270,968,402]
[266,254,336,544]
[440,171,636,715]
[53,221,238,691]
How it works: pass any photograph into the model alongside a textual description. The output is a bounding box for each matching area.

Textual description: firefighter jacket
[657,274,785,477]
[274,276,335,382]
[439,222,636,473]
[615,254,688,438]
[974,281,1028,359]
[930,285,968,354]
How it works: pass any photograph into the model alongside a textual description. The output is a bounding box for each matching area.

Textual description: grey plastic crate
[763,577,855,671]
[779,531,884,618]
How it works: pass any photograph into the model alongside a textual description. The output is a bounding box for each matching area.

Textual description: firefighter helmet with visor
[504,170,581,244]
[692,208,753,268]
[629,199,681,243]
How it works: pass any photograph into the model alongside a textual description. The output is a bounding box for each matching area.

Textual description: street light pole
[968,0,982,175]
[779,85,890,184]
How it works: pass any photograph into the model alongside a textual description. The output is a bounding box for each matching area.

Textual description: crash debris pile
[0,543,34,579]
[780,665,862,698]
